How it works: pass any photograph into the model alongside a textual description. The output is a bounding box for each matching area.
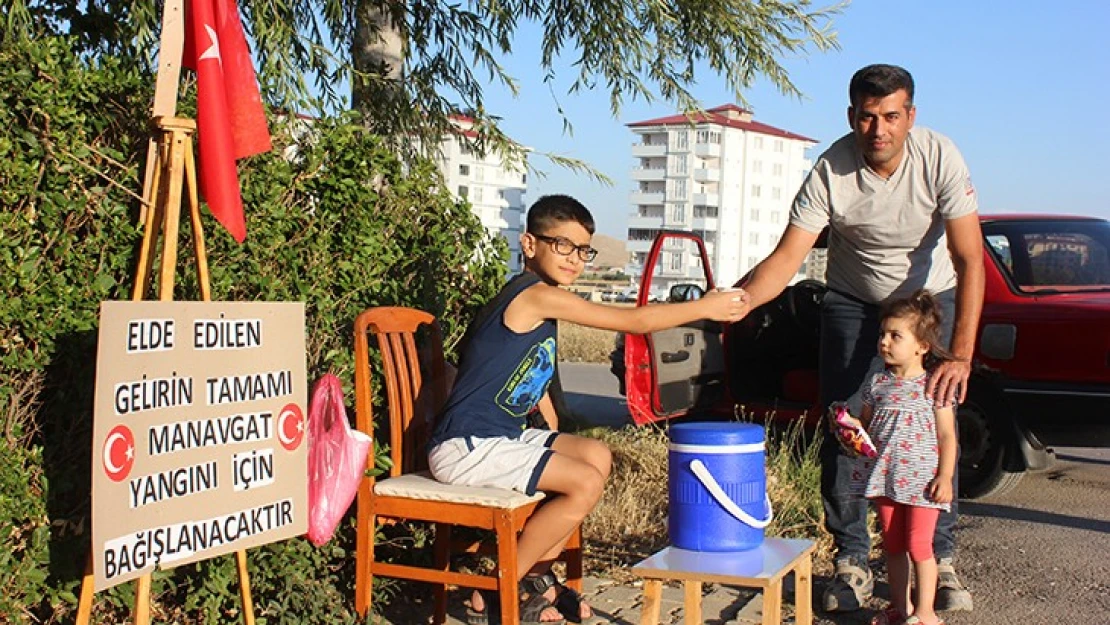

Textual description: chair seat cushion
[374,471,546,509]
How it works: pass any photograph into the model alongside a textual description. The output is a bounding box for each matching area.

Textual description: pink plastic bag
[829,402,879,459]
[307,373,372,546]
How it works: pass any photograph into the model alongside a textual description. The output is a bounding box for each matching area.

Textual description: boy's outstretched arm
[507,282,747,335]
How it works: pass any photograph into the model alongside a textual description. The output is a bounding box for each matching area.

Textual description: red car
[616,215,1110,498]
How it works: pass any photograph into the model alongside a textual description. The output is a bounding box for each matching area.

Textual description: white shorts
[428,428,559,496]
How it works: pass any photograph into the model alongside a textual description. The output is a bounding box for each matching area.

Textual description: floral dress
[851,370,950,511]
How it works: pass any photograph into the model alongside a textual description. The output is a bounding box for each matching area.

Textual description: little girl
[846,289,958,625]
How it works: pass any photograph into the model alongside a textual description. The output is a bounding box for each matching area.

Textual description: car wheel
[957,395,1024,499]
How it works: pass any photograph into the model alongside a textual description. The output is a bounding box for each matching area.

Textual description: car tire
[957,389,1025,499]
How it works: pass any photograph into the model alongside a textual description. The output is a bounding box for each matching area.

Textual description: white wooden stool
[632,537,815,625]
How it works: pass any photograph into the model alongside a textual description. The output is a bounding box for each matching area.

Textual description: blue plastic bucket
[668,422,773,552]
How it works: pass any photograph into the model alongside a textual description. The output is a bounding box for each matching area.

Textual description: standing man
[737,64,983,614]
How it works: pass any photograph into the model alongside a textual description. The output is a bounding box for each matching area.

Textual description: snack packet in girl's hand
[829,402,878,458]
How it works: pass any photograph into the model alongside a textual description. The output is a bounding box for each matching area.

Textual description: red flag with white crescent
[184,0,272,243]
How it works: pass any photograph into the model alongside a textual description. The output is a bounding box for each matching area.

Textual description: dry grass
[557,321,619,364]
[581,426,670,578]
[579,416,835,578]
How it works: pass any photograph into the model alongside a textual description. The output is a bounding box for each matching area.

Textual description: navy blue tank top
[428,273,557,448]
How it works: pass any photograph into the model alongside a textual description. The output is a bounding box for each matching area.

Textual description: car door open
[623,231,728,424]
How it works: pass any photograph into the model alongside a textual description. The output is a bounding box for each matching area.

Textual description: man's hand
[927,358,971,406]
[702,287,750,323]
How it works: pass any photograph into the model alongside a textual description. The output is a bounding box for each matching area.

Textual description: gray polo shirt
[790,126,978,304]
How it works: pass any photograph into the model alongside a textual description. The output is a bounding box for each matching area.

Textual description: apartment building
[626,104,818,294]
[438,116,529,273]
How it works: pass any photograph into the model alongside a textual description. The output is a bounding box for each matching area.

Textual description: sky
[473,0,1110,239]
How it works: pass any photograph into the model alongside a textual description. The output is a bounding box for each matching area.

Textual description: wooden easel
[74,114,257,625]
[74,0,256,621]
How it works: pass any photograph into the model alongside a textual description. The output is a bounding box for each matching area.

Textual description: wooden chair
[353,306,583,623]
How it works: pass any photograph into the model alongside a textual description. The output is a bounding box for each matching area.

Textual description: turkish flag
[184,0,271,243]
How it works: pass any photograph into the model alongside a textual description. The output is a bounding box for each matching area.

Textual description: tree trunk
[351,0,405,116]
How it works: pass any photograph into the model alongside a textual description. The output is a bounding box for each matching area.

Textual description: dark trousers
[818,288,958,562]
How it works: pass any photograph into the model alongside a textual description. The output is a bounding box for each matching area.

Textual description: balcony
[631,166,666,181]
[692,192,719,206]
[626,239,653,254]
[630,191,666,204]
[692,216,719,231]
[631,143,667,157]
[628,214,665,229]
[694,143,721,159]
[693,168,720,183]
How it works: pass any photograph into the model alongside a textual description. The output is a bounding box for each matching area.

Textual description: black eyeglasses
[531,233,599,262]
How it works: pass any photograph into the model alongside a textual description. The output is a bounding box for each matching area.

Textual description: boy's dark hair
[526,194,595,235]
[849,64,915,110]
[880,289,954,369]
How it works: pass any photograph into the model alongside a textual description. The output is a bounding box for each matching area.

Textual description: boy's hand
[927,475,954,504]
[701,287,749,323]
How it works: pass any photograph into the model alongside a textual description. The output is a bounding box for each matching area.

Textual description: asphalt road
[559,362,1110,624]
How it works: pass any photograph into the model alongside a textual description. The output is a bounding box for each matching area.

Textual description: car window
[985,234,1013,274]
[983,220,1110,292]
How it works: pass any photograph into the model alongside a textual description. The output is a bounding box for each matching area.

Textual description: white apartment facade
[438,116,529,273]
[626,105,818,295]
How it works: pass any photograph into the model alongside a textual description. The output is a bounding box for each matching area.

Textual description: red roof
[627,104,817,143]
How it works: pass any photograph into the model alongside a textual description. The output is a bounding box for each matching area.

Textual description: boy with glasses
[428,194,747,624]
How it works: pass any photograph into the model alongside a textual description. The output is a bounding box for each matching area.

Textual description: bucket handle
[689,459,773,529]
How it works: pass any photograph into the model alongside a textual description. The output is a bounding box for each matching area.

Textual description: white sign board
[91,301,308,591]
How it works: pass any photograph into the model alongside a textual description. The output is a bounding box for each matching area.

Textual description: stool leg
[683,580,702,624]
[795,557,813,625]
[640,579,663,625]
[761,580,782,625]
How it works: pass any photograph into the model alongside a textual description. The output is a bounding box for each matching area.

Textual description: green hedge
[1,36,506,623]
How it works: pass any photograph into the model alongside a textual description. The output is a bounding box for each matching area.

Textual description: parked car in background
[613,216,1110,499]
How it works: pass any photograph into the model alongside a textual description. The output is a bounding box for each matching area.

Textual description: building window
[774,139,783,152]
[457,185,469,199]
[475,166,485,181]
[772,187,782,200]
[749,232,759,245]
[458,164,470,176]
[752,185,762,198]
[770,211,779,224]
[473,187,484,202]
[772,233,780,245]
[748,256,758,268]
[773,163,783,176]
[674,130,689,150]
[753,160,763,174]
[754,136,764,149]
[694,205,718,218]
[673,179,688,199]
[673,154,688,175]
[460,143,472,155]
[671,203,686,223]
[750,208,760,221]
[521,172,527,184]
[671,253,683,271]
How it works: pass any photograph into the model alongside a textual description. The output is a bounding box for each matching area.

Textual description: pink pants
[873,497,941,562]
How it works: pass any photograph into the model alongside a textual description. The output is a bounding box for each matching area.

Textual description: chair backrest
[354,307,447,477]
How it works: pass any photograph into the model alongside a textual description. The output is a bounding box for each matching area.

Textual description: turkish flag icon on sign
[184,0,272,243]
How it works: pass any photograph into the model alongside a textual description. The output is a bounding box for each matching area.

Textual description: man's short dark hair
[526,194,596,235]
[849,64,915,109]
